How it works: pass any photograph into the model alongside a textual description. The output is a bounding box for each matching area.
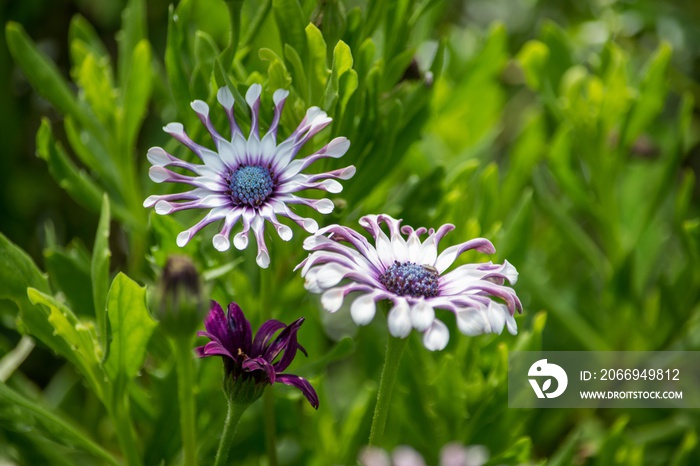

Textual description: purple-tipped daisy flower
[359,443,489,466]
[296,214,521,351]
[144,84,355,268]
[196,300,319,409]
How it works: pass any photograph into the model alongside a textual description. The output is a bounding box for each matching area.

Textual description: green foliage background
[1,0,699,465]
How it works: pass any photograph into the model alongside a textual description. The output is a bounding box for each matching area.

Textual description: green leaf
[324,40,353,111]
[120,39,152,152]
[26,288,106,399]
[305,23,328,104]
[622,41,671,147]
[516,40,549,91]
[6,23,84,128]
[76,53,115,126]
[36,120,103,212]
[0,383,118,465]
[92,195,111,346]
[165,4,192,120]
[273,0,308,62]
[44,241,94,318]
[0,233,50,316]
[284,44,309,101]
[117,0,146,87]
[68,15,109,69]
[36,119,134,227]
[104,273,157,395]
[260,48,292,91]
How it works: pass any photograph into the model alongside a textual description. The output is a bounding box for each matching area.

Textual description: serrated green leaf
[36,119,126,222]
[6,22,93,133]
[76,53,115,126]
[120,39,152,152]
[104,273,157,394]
[0,383,118,465]
[26,288,106,400]
[324,40,353,111]
[68,15,109,70]
[0,233,50,316]
[44,242,93,318]
[305,23,328,104]
[92,195,111,346]
[63,117,117,189]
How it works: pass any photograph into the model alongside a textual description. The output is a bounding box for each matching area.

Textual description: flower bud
[155,255,205,338]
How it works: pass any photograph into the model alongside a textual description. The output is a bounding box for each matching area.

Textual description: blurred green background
[1,0,700,464]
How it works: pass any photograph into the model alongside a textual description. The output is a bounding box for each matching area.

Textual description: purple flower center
[229,165,274,206]
[379,261,439,298]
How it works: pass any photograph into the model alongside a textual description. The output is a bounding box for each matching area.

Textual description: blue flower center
[379,261,439,298]
[229,165,274,207]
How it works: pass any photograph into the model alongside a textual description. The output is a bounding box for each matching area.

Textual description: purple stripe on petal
[264,318,304,367]
[276,373,319,409]
[227,302,253,354]
[203,301,234,352]
[252,319,286,356]
[242,356,277,384]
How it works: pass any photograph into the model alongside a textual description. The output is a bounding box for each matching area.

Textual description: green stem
[111,396,142,466]
[368,335,409,446]
[171,337,198,466]
[214,400,249,466]
[258,267,279,466]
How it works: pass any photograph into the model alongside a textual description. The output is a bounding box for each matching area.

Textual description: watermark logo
[528,359,568,398]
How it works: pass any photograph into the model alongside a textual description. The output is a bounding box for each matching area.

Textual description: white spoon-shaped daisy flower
[296,214,522,351]
[144,84,355,268]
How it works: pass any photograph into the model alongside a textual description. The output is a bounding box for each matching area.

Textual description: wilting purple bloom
[144,84,355,268]
[296,214,521,351]
[196,300,318,409]
[359,443,489,466]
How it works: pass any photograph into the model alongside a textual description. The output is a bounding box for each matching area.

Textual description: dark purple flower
[196,300,319,409]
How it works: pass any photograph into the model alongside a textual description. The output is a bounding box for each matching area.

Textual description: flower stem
[111,396,142,466]
[171,337,198,466]
[368,334,409,446]
[259,267,279,466]
[214,400,249,466]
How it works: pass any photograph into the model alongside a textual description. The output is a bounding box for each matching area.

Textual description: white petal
[176,230,192,247]
[350,294,377,326]
[273,88,290,104]
[149,166,169,183]
[387,300,411,338]
[245,83,262,108]
[212,234,230,251]
[315,199,334,214]
[410,301,435,332]
[325,137,351,158]
[256,250,270,268]
[217,86,234,109]
[321,288,345,313]
[455,308,488,336]
[147,147,170,166]
[501,260,519,284]
[163,122,184,136]
[506,313,518,335]
[190,100,209,116]
[317,263,349,288]
[423,319,449,351]
[276,224,293,241]
[154,201,173,215]
[392,446,426,466]
[233,232,248,249]
[485,301,507,334]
